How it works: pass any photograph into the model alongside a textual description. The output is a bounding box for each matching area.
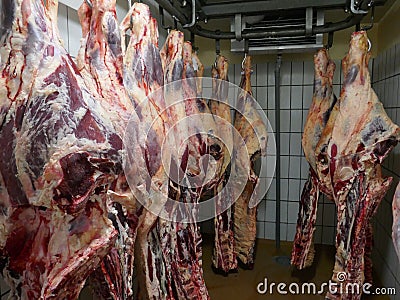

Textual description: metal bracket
[326,31,334,49]
[244,39,249,54]
[235,13,242,41]
[190,31,195,46]
[183,0,196,28]
[350,0,370,14]
[305,7,313,37]
[215,36,220,55]
[159,7,172,30]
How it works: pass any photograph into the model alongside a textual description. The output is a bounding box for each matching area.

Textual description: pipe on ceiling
[190,14,365,39]
[156,0,371,40]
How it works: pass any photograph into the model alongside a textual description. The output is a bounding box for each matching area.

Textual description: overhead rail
[155,0,385,40]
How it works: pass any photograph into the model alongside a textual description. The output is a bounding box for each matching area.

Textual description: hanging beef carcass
[233,55,268,269]
[315,31,400,300]
[209,55,237,274]
[155,32,215,299]
[393,182,400,262]
[150,30,226,299]
[291,49,337,269]
[0,0,147,298]
[76,0,149,298]
[120,3,171,299]
[181,42,224,188]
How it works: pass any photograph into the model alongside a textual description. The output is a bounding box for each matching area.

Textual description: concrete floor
[75,236,389,299]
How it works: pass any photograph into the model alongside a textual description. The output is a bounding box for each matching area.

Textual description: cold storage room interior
[1,0,400,299]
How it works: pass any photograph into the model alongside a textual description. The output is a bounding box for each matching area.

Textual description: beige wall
[377,1,400,53]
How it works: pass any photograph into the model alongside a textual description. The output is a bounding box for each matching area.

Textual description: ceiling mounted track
[155,0,386,40]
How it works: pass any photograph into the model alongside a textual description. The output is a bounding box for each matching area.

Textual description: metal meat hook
[183,0,196,28]
[85,0,93,9]
[241,39,249,70]
[241,53,247,70]
[361,5,375,31]
[213,37,220,69]
[325,31,334,50]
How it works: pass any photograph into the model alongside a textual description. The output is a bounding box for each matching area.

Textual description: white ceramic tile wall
[234,58,339,245]
[371,42,400,300]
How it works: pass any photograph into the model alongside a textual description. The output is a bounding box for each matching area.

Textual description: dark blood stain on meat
[322,94,337,125]
[196,99,206,112]
[145,127,161,177]
[362,116,387,143]
[144,45,156,85]
[53,152,95,207]
[69,212,90,235]
[313,79,322,93]
[185,65,196,80]
[133,53,144,84]
[172,60,184,82]
[0,120,28,205]
[345,65,359,85]
[14,104,26,131]
[356,143,365,153]
[149,45,163,86]
[106,17,121,59]
[373,138,398,160]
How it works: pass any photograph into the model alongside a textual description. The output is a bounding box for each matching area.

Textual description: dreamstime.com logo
[122,77,276,222]
[256,272,396,296]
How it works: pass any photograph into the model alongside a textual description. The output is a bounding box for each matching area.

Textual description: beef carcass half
[392,182,400,262]
[0,0,146,298]
[120,3,171,299]
[233,55,268,268]
[76,0,146,298]
[315,31,400,299]
[209,55,237,274]
[155,30,226,299]
[291,49,337,269]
